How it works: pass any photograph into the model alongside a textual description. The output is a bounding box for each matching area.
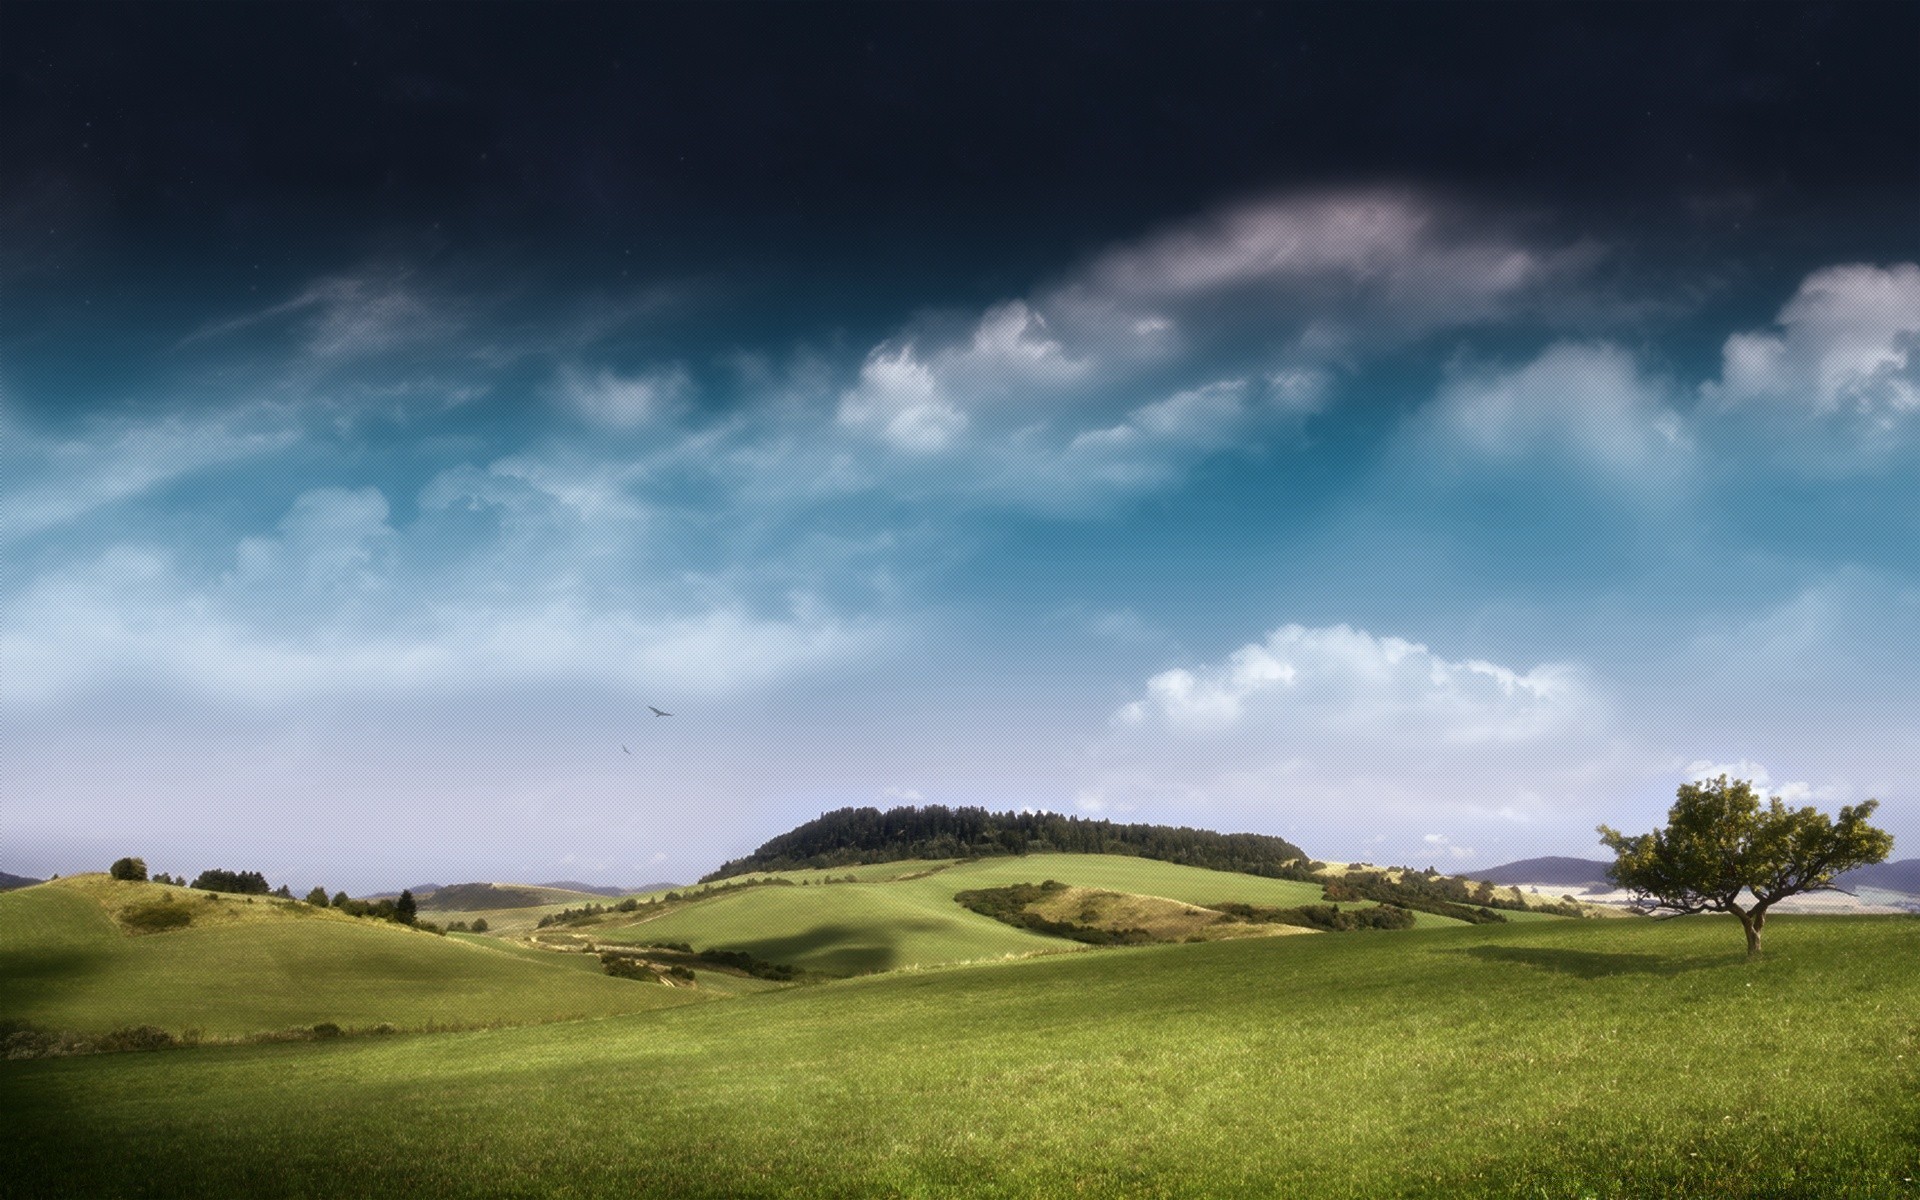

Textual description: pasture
[4,909,1914,1198]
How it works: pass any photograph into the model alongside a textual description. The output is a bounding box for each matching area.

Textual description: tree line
[106,857,424,929]
[702,806,1310,881]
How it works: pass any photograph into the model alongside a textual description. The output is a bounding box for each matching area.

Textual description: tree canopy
[702,805,1309,882]
[1598,775,1893,956]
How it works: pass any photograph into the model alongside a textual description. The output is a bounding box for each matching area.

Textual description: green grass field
[556,854,1388,973]
[5,910,1914,1198]
[0,877,710,1037]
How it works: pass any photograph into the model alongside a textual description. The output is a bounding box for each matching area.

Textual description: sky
[4,2,1917,894]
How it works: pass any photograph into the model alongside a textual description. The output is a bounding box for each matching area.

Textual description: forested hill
[701,806,1312,882]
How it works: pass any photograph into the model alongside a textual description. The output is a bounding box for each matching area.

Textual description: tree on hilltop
[1598,775,1893,957]
[109,857,148,882]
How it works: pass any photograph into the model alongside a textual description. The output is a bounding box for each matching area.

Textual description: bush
[96,1025,177,1053]
[120,899,193,933]
[470,917,489,932]
[109,857,148,882]
[192,868,270,895]
[310,1022,343,1039]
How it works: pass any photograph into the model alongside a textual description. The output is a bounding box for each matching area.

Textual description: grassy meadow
[3,880,1916,1197]
[563,854,1364,974]
[0,876,709,1037]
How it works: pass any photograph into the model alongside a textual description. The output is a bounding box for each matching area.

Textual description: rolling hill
[0,875,722,1038]
[4,912,1913,1198]
[527,853,1491,977]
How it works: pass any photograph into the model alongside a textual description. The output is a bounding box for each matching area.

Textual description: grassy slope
[3,914,1914,1199]
[0,877,712,1037]
[579,854,1380,973]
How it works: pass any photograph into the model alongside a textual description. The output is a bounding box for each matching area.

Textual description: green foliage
[1600,775,1895,955]
[109,857,148,882]
[704,805,1309,881]
[191,869,271,895]
[469,918,488,933]
[305,887,330,907]
[954,881,1156,944]
[118,900,193,934]
[394,890,418,927]
[1320,874,1509,924]
[1212,901,1416,932]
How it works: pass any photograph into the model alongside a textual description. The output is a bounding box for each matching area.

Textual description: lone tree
[109,857,148,882]
[1599,775,1893,957]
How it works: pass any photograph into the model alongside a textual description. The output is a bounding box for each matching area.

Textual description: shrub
[109,857,148,882]
[470,918,489,932]
[311,1022,343,1039]
[97,1025,177,1053]
[120,900,193,933]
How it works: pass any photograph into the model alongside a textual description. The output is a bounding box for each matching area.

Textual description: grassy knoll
[567,853,1393,973]
[0,877,712,1039]
[6,914,1911,1198]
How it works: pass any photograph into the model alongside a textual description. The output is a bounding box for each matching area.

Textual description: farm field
[4,912,1915,1198]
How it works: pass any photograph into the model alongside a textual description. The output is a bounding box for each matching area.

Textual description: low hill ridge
[703,805,1309,882]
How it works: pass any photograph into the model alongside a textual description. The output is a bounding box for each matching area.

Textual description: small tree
[394,889,418,926]
[1598,775,1893,957]
[109,857,148,882]
[305,886,330,907]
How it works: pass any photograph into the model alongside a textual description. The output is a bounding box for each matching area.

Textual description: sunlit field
[5,913,1914,1198]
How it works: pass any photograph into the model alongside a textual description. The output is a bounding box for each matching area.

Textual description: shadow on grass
[0,946,115,1003]
[1452,945,1719,979]
[729,919,958,977]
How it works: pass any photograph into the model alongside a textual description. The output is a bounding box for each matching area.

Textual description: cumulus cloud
[1422,340,1690,478]
[837,344,970,453]
[823,188,1595,510]
[1707,262,1920,425]
[1116,623,1588,743]
[1087,622,1618,863]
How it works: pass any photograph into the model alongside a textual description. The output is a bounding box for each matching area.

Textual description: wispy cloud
[0,402,301,543]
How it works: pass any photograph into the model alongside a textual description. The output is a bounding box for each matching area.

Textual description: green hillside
[537,854,1382,975]
[0,876,713,1038]
[4,914,1912,1198]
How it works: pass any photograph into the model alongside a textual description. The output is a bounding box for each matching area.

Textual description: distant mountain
[1471,857,1613,887]
[1835,859,1920,895]
[538,881,630,897]
[1474,855,1919,898]
[0,870,42,891]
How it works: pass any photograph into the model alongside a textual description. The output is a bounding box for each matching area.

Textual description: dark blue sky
[5,3,1916,890]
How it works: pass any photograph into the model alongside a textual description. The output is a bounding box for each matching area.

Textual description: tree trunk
[1736,906,1766,958]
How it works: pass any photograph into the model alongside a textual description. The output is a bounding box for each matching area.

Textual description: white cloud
[1707,262,1920,423]
[1117,623,1586,744]
[184,270,453,360]
[824,188,1595,509]
[0,403,301,543]
[1423,833,1477,861]
[1059,189,1586,353]
[1424,340,1690,477]
[837,344,969,453]
[1086,622,1615,862]
[231,486,397,595]
[551,362,692,430]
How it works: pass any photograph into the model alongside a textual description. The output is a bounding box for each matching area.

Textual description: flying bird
[649,706,672,717]
[622,745,631,754]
